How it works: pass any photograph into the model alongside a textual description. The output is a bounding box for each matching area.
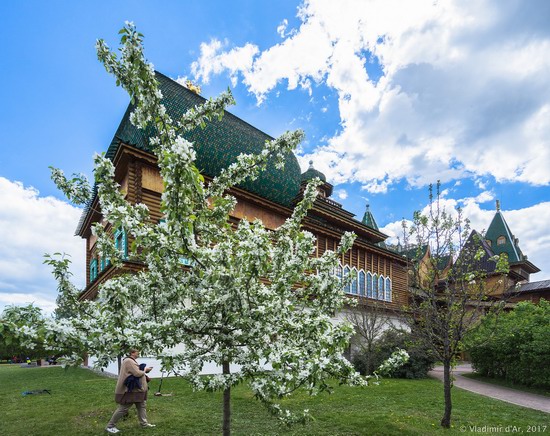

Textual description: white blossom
[36,22,376,429]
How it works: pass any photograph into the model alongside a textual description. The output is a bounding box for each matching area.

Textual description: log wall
[83,147,409,310]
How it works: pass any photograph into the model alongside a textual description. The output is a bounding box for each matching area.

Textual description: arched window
[378,276,385,300]
[367,272,373,298]
[335,263,343,280]
[372,274,378,299]
[89,258,98,282]
[497,236,506,245]
[344,265,351,294]
[358,270,366,296]
[385,277,392,302]
[114,227,128,259]
[351,268,358,294]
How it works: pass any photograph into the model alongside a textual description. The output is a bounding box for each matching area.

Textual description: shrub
[467,299,550,389]
[352,329,436,379]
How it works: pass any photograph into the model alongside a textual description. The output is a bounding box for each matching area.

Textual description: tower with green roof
[482,200,539,282]
[361,204,379,230]
[361,204,386,248]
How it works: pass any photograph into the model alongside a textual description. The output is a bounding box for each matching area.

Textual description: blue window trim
[114,227,128,259]
[332,267,391,301]
[179,257,194,267]
[89,258,98,282]
[378,276,385,300]
[366,272,372,297]
[358,270,366,296]
[343,265,351,294]
[350,268,358,294]
[336,264,343,280]
[100,256,111,271]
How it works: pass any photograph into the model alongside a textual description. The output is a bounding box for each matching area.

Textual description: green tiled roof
[485,210,523,262]
[436,255,451,271]
[361,205,379,230]
[301,161,326,182]
[107,72,302,207]
[401,244,429,261]
[361,204,387,248]
[462,230,499,274]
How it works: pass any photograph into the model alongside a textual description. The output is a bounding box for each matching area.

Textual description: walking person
[106,348,156,433]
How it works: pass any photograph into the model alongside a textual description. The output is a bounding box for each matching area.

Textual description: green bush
[352,329,436,379]
[467,299,550,389]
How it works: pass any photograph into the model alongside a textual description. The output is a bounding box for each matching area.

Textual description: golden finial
[185,80,201,95]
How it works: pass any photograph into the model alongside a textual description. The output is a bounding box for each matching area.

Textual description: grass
[0,365,548,435]
[462,373,550,397]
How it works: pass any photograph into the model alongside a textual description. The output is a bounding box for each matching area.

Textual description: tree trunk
[441,359,452,428]
[222,360,231,436]
[117,355,122,374]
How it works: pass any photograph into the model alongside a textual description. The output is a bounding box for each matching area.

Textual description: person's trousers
[107,401,148,427]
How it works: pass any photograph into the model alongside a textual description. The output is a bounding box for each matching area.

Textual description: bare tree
[402,182,511,429]
[346,301,391,374]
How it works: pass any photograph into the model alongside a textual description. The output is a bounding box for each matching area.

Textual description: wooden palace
[75,72,409,319]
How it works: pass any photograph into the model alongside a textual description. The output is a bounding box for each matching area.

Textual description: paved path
[429,364,550,413]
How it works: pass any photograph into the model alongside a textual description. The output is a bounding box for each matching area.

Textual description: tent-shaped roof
[361,204,386,248]
[361,204,379,230]
[462,230,499,274]
[485,207,523,263]
[107,72,302,208]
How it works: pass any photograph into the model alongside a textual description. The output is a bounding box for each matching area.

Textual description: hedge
[352,329,436,379]
[466,299,550,389]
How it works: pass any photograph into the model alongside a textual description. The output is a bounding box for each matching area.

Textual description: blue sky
[1,0,550,312]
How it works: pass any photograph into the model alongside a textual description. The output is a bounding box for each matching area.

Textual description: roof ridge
[488,210,520,261]
[155,71,277,142]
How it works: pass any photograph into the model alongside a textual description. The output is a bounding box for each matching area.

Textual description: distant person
[105,348,155,433]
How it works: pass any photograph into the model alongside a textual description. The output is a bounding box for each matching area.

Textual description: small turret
[362,203,386,248]
[361,204,379,231]
[300,160,332,197]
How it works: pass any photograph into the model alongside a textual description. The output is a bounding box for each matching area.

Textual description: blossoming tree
[401,183,510,429]
[33,23,377,434]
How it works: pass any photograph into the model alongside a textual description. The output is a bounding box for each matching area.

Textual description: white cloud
[191,0,550,189]
[191,39,259,88]
[0,177,85,314]
[277,19,289,38]
[336,189,348,200]
[0,293,58,314]
[174,75,188,87]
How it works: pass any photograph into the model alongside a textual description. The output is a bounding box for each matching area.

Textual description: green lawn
[0,365,548,435]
